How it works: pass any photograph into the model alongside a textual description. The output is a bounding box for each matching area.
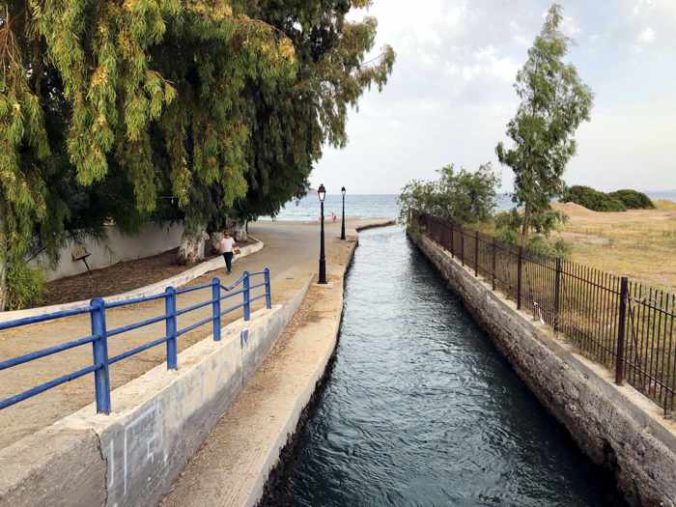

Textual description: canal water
[266,226,622,506]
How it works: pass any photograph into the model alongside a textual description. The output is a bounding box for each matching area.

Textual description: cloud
[311,0,676,195]
[448,46,519,83]
[637,26,656,44]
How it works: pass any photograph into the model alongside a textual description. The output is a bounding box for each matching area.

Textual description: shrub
[561,185,626,212]
[6,262,44,310]
[399,163,499,225]
[608,189,654,209]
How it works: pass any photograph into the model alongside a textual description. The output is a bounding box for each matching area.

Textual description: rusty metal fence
[414,211,675,417]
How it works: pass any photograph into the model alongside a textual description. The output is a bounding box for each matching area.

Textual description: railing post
[90,298,111,414]
[517,246,523,310]
[264,268,272,309]
[474,231,479,277]
[491,238,496,290]
[211,278,221,342]
[615,277,629,385]
[165,286,177,369]
[460,230,465,266]
[553,258,562,334]
[243,271,251,321]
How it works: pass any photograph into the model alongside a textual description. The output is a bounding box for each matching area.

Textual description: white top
[220,237,235,253]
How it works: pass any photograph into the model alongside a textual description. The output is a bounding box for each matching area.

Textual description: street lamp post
[318,184,327,284]
[340,186,346,240]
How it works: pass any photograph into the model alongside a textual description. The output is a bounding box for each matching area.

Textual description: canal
[265,226,622,506]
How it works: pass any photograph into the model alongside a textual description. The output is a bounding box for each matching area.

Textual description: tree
[232,2,395,223]
[399,163,499,225]
[496,4,592,242]
[0,1,394,308]
[0,2,294,309]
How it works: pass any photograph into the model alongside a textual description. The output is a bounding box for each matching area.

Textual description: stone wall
[409,230,676,506]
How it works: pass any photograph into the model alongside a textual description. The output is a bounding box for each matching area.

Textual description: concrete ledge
[410,230,676,506]
[0,427,106,507]
[0,237,263,323]
[0,274,311,507]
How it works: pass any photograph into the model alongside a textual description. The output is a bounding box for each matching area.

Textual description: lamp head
[341,186,346,196]
[318,184,326,202]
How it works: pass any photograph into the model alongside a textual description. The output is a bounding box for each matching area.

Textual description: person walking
[220,231,236,274]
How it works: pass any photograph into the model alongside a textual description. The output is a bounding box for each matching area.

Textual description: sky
[309,0,676,195]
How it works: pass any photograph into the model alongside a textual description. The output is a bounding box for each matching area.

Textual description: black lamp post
[340,186,346,240]
[318,184,327,284]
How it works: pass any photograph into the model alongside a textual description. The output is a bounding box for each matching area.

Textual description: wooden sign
[71,244,91,261]
[71,244,93,274]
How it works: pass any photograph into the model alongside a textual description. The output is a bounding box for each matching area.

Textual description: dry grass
[552,201,676,292]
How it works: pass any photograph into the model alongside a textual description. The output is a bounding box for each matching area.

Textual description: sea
[263,190,676,222]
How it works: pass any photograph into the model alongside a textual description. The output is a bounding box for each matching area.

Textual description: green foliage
[0,0,393,308]
[524,235,571,259]
[6,261,44,310]
[233,2,395,222]
[561,186,654,212]
[496,4,593,242]
[609,189,654,209]
[562,185,625,211]
[493,209,569,258]
[399,163,499,225]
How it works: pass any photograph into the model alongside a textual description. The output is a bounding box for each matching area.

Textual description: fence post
[517,246,523,310]
[90,298,111,414]
[491,238,496,290]
[264,268,272,309]
[553,258,562,334]
[460,230,465,266]
[615,277,629,385]
[243,271,251,321]
[474,231,479,277]
[211,278,221,341]
[165,287,177,369]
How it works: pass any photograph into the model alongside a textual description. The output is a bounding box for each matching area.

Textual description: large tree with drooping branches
[0,0,393,309]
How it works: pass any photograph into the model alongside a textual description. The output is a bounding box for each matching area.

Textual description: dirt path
[0,219,380,450]
[40,239,253,307]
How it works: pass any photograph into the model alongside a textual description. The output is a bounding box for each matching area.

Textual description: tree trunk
[520,204,530,245]
[231,220,248,242]
[176,228,209,265]
[209,231,224,255]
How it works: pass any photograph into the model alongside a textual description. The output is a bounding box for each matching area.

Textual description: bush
[608,189,654,209]
[561,185,626,212]
[399,163,499,225]
[6,262,44,310]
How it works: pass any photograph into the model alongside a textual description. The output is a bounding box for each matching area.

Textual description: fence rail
[0,269,272,414]
[414,211,675,416]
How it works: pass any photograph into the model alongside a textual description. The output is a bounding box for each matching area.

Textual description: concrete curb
[410,230,676,506]
[0,237,263,323]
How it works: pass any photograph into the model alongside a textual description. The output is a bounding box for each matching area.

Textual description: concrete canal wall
[0,277,311,507]
[409,230,676,506]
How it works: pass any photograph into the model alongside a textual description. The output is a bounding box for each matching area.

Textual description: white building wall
[30,222,185,282]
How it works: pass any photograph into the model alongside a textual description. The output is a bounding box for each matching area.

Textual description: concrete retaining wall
[31,222,185,282]
[410,230,676,506]
[0,275,311,507]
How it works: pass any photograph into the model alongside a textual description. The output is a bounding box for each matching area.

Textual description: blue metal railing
[0,269,272,414]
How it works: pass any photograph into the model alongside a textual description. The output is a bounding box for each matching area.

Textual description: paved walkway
[0,219,383,450]
[162,234,355,507]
